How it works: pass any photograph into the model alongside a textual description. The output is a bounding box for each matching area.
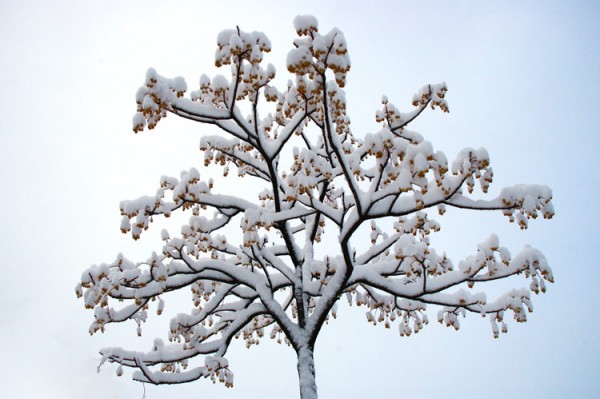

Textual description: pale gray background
[1,1,598,398]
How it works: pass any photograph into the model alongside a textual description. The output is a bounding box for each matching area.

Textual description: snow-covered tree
[77,16,554,399]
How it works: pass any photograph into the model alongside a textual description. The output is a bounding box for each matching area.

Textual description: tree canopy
[77,15,554,399]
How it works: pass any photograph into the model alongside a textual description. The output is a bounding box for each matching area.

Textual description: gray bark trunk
[297,346,318,399]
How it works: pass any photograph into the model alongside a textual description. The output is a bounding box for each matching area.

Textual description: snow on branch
[78,16,555,397]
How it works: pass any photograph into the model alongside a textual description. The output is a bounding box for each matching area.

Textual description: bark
[297,345,318,399]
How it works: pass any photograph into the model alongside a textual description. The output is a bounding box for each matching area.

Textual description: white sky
[1,0,598,398]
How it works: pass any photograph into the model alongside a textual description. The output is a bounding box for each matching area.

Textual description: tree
[77,15,554,399]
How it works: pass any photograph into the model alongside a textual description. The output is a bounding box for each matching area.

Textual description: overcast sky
[1,1,599,398]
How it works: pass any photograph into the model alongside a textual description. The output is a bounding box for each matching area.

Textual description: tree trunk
[297,345,318,399]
